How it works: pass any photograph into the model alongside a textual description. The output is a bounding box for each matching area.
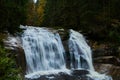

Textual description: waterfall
[21,26,112,80]
[69,29,94,71]
[21,26,66,76]
[68,29,112,80]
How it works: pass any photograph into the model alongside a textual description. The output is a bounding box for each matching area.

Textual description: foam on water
[25,69,71,79]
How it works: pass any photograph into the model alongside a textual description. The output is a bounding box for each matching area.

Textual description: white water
[21,26,66,76]
[25,69,71,79]
[69,29,112,80]
[69,29,94,70]
[21,26,112,80]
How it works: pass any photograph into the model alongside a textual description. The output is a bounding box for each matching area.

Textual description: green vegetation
[26,0,46,26]
[0,34,21,80]
[0,33,22,80]
[1,0,120,42]
[0,0,28,78]
[0,44,21,80]
[0,0,28,33]
[0,0,120,78]
[42,0,120,43]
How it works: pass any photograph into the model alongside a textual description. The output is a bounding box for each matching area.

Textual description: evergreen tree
[0,0,28,33]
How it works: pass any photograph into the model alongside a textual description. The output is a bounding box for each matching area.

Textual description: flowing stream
[21,25,112,80]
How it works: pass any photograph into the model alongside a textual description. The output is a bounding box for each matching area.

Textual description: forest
[0,0,120,80]
[1,0,120,42]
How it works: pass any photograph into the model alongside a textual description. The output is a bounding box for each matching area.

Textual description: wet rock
[71,69,89,76]
[57,28,69,41]
[92,45,114,57]
[93,56,120,66]
[4,35,26,74]
[26,70,93,80]
[94,63,120,80]
[89,42,118,58]
[57,29,70,69]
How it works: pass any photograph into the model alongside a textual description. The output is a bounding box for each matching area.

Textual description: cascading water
[21,26,66,78]
[68,29,112,80]
[69,29,94,70]
[21,25,112,80]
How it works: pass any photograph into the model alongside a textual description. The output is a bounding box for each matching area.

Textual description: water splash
[21,26,66,75]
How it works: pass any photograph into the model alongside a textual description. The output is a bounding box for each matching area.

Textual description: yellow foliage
[26,0,46,26]
[36,0,46,25]
[26,1,36,25]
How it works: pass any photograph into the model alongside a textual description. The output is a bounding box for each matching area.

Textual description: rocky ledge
[25,69,113,80]
[3,35,26,74]
[94,63,120,80]
[25,70,94,80]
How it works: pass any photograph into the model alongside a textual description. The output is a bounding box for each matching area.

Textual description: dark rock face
[94,63,120,80]
[4,35,26,74]
[90,42,120,80]
[26,70,93,80]
[90,42,120,59]
[16,46,26,74]
[93,56,120,66]
[71,69,89,76]
[57,29,71,69]
[92,44,115,58]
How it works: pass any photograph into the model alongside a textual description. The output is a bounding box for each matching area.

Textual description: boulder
[93,56,120,66]
[92,44,115,57]
[4,35,26,74]
[26,70,93,80]
[94,63,120,80]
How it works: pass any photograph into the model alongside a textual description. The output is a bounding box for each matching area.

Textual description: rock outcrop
[91,42,120,80]
[94,63,120,80]
[4,35,26,74]
[3,28,120,80]
[26,70,94,80]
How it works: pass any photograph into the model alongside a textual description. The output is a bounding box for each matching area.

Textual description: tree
[43,0,120,42]
[0,0,28,33]
[0,46,20,80]
[26,0,46,26]
[43,0,91,29]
